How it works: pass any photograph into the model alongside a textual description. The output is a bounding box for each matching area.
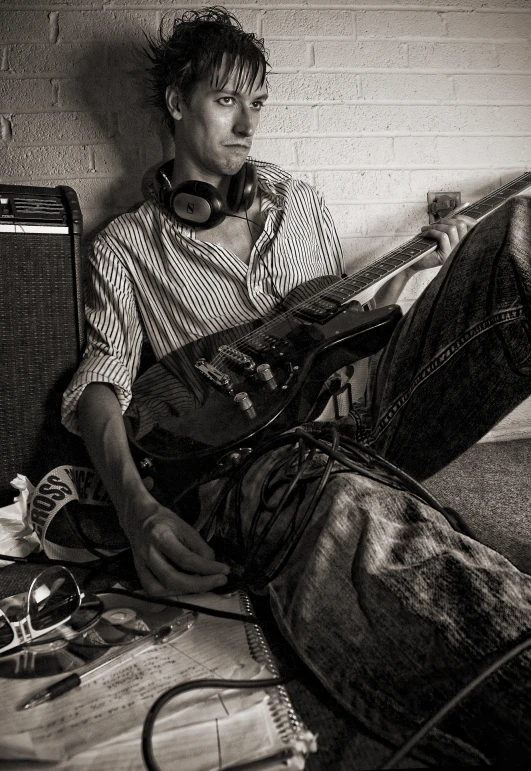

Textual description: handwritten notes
[0,592,315,770]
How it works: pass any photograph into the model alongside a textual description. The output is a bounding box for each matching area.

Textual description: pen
[18,618,194,711]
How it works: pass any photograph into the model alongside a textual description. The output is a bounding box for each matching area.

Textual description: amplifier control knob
[256,363,277,390]
[234,392,256,419]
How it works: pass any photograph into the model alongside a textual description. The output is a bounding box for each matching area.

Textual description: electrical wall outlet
[427,191,462,223]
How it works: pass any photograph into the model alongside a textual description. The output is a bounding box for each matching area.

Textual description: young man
[63,8,531,764]
[63,8,479,597]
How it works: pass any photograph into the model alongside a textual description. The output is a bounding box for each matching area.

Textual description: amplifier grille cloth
[0,231,82,505]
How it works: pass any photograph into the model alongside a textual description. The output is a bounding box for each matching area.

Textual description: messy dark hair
[143,6,270,134]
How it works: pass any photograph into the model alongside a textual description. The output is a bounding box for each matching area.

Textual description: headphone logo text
[187,202,195,213]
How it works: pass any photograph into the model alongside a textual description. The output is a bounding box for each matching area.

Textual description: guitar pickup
[246,333,291,358]
[218,344,256,372]
[292,297,339,323]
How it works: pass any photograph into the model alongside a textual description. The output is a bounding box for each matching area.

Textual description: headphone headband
[157,161,257,229]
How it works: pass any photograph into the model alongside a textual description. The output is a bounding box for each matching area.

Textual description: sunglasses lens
[28,567,81,631]
[0,611,14,649]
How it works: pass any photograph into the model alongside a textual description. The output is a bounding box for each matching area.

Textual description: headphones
[157,160,258,229]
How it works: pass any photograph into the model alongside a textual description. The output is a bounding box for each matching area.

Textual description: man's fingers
[130,506,231,595]
[450,218,469,237]
[144,549,228,596]
[434,222,460,248]
[421,228,452,256]
[169,546,230,576]
[132,554,176,598]
[148,519,230,575]
[181,524,220,561]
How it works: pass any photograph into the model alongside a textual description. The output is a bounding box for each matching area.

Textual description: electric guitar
[125,172,531,484]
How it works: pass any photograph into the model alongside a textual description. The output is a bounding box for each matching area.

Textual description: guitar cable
[141,675,294,771]
[4,542,531,769]
[198,423,476,593]
[3,427,531,770]
[140,628,531,771]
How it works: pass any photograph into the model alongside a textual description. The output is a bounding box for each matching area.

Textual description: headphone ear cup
[227,163,257,213]
[167,181,226,228]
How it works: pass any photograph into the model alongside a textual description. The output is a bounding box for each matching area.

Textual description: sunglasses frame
[0,567,84,655]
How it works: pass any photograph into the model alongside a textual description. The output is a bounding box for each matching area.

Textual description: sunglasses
[0,566,84,655]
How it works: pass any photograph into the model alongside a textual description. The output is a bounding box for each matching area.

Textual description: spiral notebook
[0,590,317,771]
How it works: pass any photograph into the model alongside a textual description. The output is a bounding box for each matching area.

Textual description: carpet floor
[427,438,531,575]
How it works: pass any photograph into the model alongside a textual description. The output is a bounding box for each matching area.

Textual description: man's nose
[234,105,255,137]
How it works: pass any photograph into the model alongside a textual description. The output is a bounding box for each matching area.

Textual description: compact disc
[0,590,194,679]
[0,593,103,679]
[101,606,137,625]
[78,592,193,646]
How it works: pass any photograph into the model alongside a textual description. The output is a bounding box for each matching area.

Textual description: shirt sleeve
[61,233,144,435]
[318,190,345,277]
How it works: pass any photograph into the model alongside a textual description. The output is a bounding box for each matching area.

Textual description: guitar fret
[300,172,530,312]
[461,175,531,219]
[465,203,497,217]
[399,246,424,256]
[331,285,361,298]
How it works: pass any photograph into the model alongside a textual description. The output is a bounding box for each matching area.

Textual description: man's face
[167,65,268,182]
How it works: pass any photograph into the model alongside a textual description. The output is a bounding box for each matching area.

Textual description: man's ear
[166,86,183,121]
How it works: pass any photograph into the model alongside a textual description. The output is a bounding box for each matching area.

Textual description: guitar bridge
[195,359,234,395]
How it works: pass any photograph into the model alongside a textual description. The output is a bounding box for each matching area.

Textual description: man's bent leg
[265,470,531,766]
[366,196,531,480]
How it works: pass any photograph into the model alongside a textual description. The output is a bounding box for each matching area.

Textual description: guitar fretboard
[333,171,531,305]
[212,171,531,364]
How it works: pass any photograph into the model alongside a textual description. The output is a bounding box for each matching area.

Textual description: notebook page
[0,593,264,761]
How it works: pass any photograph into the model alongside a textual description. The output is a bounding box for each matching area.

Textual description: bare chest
[195,198,264,265]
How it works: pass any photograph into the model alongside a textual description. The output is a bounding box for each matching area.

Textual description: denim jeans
[217,197,531,766]
[366,195,531,480]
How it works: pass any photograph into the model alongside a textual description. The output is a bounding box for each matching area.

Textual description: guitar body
[125,276,402,484]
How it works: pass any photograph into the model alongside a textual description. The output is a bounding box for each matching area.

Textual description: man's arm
[77,382,230,595]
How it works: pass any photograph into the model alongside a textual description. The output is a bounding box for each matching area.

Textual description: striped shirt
[62,159,344,434]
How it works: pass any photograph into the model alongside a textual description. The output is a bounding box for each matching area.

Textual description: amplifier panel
[0,186,86,507]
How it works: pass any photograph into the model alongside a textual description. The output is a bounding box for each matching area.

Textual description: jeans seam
[369,306,526,444]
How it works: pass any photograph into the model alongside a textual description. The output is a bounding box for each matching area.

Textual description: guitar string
[222,171,531,350]
[209,172,531,368]
[210,231,428,367]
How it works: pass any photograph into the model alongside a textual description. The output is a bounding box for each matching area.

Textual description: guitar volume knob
[256,363,277,390]
[234,392,256,419]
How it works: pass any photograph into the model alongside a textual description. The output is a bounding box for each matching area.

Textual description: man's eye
[218,96,235,105]
[252,102,264,111]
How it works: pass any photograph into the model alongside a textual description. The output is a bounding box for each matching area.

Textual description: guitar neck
[326,171,531,307]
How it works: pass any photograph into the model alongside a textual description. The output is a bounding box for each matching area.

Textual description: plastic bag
[0,475,41,567]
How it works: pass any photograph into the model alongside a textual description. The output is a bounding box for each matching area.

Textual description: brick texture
[1,0,530,438]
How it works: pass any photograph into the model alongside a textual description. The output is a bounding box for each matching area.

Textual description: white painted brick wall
[1,0,530,441]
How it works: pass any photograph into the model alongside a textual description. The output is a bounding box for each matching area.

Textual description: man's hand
[413,206,477,272]
[120,491,230,596]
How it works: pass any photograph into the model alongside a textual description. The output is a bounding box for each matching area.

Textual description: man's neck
[170,156,229,197]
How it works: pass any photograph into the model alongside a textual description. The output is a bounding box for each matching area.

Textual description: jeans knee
[495,315,531,377]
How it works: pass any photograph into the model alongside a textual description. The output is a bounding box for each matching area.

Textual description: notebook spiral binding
[239,591,305,744]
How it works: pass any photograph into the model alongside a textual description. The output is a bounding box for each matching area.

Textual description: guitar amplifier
[0,184,86,507]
